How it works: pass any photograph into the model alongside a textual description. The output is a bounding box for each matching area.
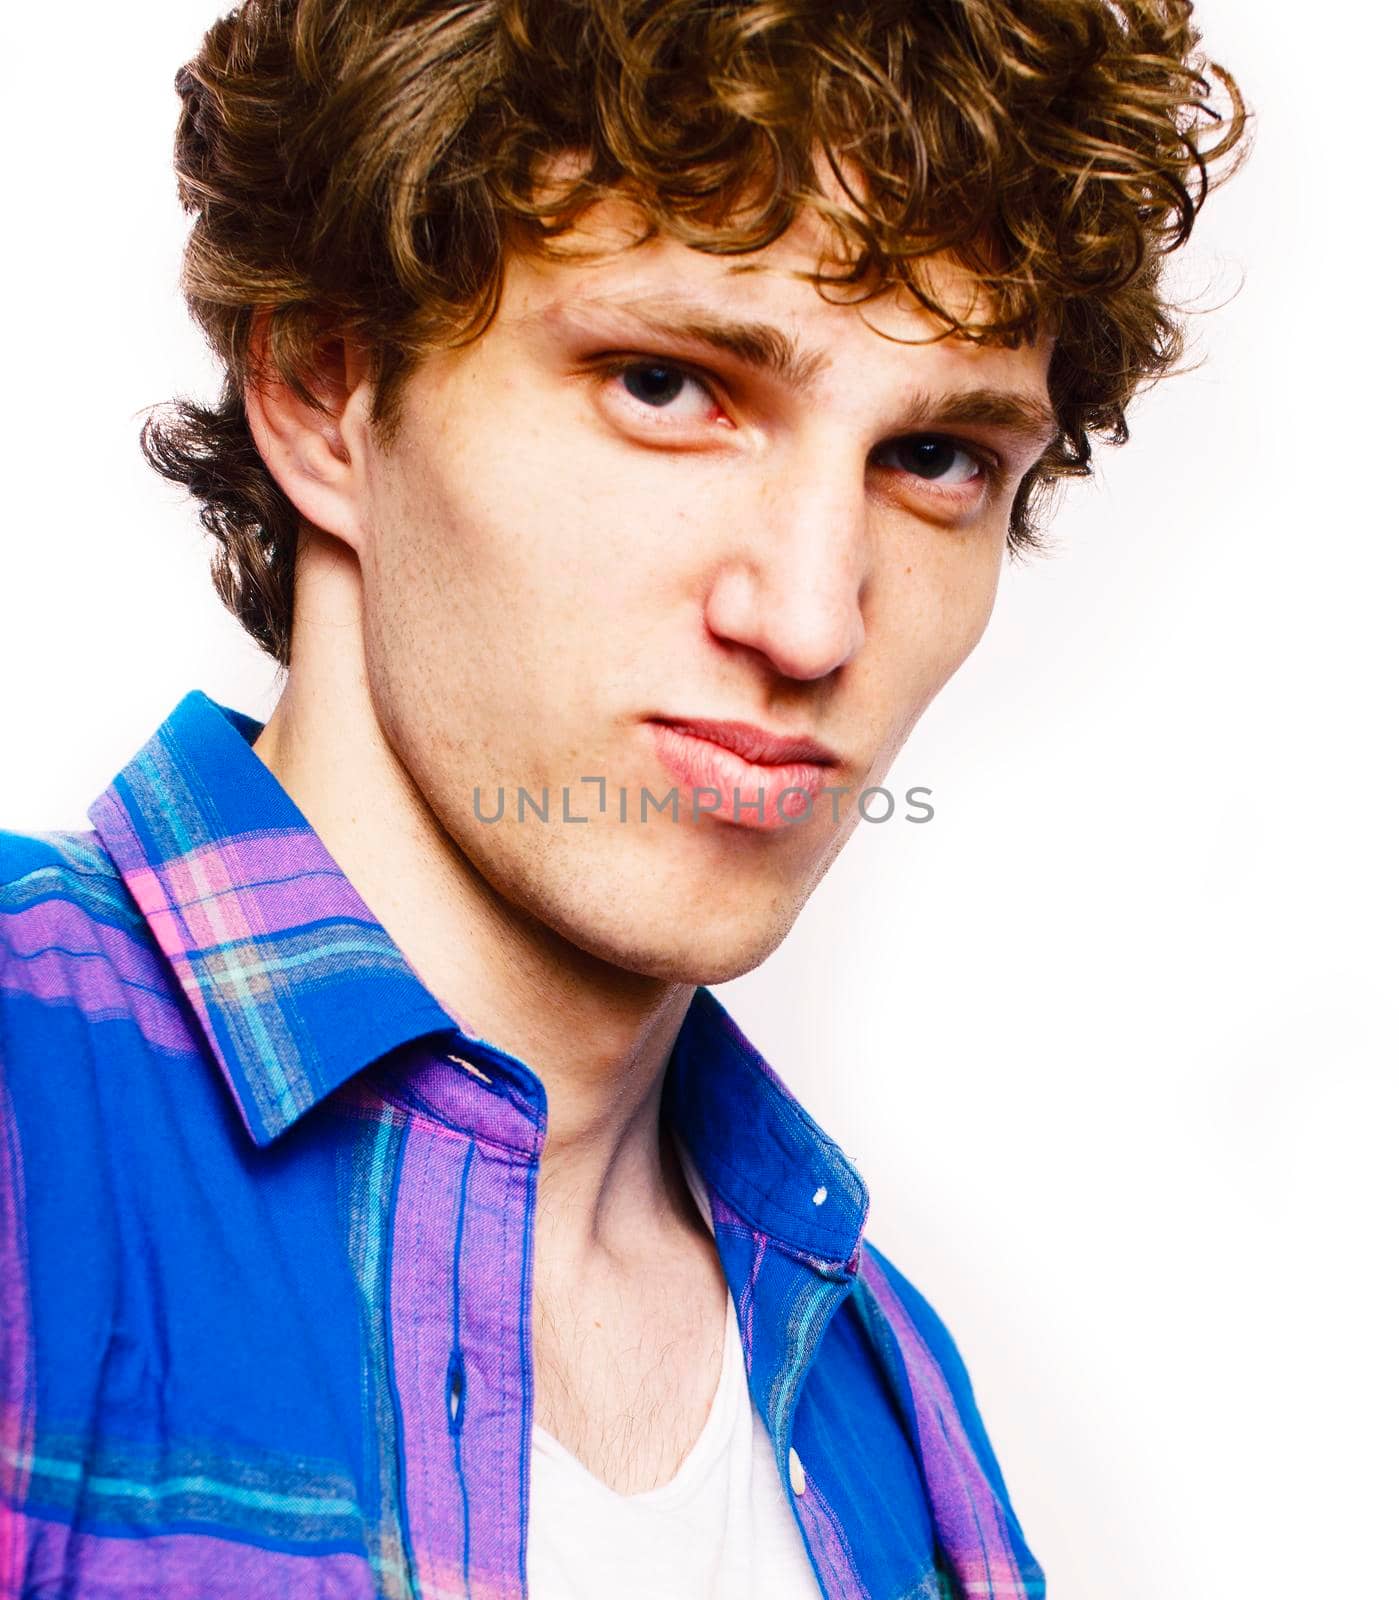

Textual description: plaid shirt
[0,691,1044,1599]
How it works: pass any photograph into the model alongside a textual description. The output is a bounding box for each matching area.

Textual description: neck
[252,530,697,1248]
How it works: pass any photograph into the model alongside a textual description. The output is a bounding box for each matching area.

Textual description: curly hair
[142,0,1249,664]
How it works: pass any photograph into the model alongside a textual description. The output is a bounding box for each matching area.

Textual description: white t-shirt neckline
[529,1137,739,1509]
[530,1285,745,1511]
[525,1139,824,1600]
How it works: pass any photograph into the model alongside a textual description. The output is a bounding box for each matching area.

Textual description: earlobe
[243,320,372,553]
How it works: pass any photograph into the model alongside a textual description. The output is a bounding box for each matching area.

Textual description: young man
[0,3,1246,1596]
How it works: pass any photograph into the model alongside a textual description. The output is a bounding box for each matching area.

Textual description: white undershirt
[525,1148,823,1600]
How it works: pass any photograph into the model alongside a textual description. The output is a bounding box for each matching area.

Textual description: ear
[243,316,376,553]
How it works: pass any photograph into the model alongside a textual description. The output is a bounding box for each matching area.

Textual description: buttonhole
[447,1052,493,1086]
[445,1350,465,1433]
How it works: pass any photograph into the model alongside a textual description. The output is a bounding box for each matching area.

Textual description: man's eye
[623,364,686,405]
[875,436,985,487]
[612,361,714,419]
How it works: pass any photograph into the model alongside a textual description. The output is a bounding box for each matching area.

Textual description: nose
[702,445,869,682]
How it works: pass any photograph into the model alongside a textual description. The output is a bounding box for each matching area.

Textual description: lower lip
[647,722,831,832]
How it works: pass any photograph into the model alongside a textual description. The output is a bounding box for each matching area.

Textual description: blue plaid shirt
[0,690,1043,1598]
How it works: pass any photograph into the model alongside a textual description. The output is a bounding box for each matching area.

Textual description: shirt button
[788,1447,807,1497]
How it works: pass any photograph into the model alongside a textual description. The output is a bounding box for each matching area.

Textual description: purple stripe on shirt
[0,1069,36,1595]
[139,835,384,950]
[457,1135,535,1598]
[861,1252,1029,1599]
[124,854,259,965]
[90,799,374,967]
[371,1048,542,1156]
[387,1117,473,1600]
[85,835,220,1047]
[0,903,191,1053]
[386,1110,536,1600]
[796,1476,874,1600]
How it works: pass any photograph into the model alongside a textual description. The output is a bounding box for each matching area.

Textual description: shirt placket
[770,1266,868,1600]
[374,1039,546,1600]
[709,1192,865,1600]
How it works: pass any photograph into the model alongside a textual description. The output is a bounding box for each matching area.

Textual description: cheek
[880,530,1004,705]
[356,405,699,757]
[374,395,690,608]
[946,548,1003,665]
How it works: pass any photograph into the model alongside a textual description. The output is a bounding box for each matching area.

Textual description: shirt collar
[89,691,867,1269]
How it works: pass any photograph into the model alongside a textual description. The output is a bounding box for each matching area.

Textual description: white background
[3,5,1395,1596]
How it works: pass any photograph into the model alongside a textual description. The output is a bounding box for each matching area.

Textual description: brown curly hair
[142,0,1249,665]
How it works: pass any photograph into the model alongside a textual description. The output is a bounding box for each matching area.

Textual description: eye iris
[624,365,685,406]
[894,438,961,479]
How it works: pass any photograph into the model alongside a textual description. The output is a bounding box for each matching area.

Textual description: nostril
[445,1350,465,1432]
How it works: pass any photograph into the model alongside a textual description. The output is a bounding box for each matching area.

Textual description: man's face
[349,200,1055,983]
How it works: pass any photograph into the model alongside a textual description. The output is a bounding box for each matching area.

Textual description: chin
[548,892,798,987]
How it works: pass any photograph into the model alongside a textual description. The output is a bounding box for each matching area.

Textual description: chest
[529,1235,730,1495]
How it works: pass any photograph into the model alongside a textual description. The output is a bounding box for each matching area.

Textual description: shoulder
[0,824,203,1216]
[852,1238,1018,1512]
[0,826,161,1045]
[855,1239,972,1371]
[850,1239,1045,1590]
[0,825,146,968]
[0,826,132,920]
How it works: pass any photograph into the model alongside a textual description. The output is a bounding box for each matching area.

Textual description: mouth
[646,716,837,833]
[652,717,838,767]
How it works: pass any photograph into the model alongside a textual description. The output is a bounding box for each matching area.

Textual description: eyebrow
[538,292,831,392]
[898,386,1061,455]
[533,292,1060,452]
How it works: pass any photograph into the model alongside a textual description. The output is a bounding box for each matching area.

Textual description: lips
[647,717,837,832]
[651,717,837,767]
